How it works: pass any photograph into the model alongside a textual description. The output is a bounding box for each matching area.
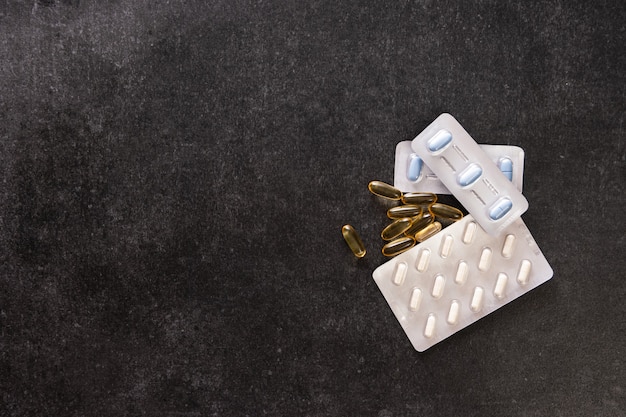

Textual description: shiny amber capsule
[387,204,423,220]
[342,224,366,258]
[368,181,402,200]
[415,221,442,242]
[430,203,463,221]
[381,217,413,241]
[404,211,434,237]
[401,192,437,205]
[382,236,416,257]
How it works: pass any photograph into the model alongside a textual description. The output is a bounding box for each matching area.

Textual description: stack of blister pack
[373,113,553,352]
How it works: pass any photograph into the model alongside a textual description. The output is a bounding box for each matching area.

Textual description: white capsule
[431,274,446,299]
[494,272,508,299]
[455,260,469,285]
[447,300,460,325]
[517,259,532,285]
[478,247,492,271]
[501,234,516,258]
[424,314,436,338]
[392,262,408,286]
[440,234,454,258]
[416,248,431,272]
[462,221,477,244]
[409,288,422,311]
[470,286,484,312]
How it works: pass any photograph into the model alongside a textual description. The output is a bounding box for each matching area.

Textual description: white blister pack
[372,215,553,352]
[394,141,525,194]
[411,113,528,235]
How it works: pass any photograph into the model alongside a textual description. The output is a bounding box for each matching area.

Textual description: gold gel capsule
[404,211,434,237]
[381,217,413,241]
[382,236,416,257]
[430,203,463,221]
[368,181,402,200]
[401,192,437,205]
[341,224,366,258]
[387,204,423,220]
[414,221,442,242]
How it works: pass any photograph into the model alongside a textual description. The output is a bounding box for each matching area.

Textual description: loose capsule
[387,204,423,219]
[381,217,413,240]
[430,203,464,221]
[404,211,434,237]
[414,221,442,242]
[368,181,402,200]
[382,236,416,257]
[401,192,437,206]
[341,225,366,258]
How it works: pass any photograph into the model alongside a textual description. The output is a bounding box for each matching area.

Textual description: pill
[381,236,416,257]
[501,234,516,258]
[440,234,454,258]
[470,286,484,312]
[498,157,513,181]
[341,224,366,258]
[462,221,477,244]
[488,197,513,221]
[392,261,408,286]
[415,248,431,272]
[381,217,413,240]
[401,192,437,206]
[457,163,483,187]
[387,204,422,219]
[368,180,402,200]
[415,221,442,242]
[409,288,422,311]
[517,259,532,285]
[424,314,437,338]
[404,211,434,237]
[431,274,446,299]
[494,272,508,299]
[455,260,469,284]
[447,300,460,325]
[407,154,423,181]
[478,247,492,271]
[430,203,464,221]
[427,129,453,152]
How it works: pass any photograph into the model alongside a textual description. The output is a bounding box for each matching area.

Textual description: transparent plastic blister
[410,113,528,235]
[394,141,525,194]
[372,215,553,352]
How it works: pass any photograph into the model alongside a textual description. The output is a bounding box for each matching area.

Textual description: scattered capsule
[368,181,402,200]
[401,192,437,206]
[404,211,434,237]
[381,217,413,240]
[430,203,464,221]
[387,204,422,219]
[382,236,416,257]
[341,224,366,258]
[414,221,442,242]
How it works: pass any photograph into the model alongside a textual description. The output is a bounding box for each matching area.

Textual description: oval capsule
[401,192,437,206]
[414,221,442,242]
[404,211,434,237]
[368,180,402,200]
[488,197,513,220]
[498,157,513,181]
[430,203,463,221]
[427,129,453,152]
[381,236,416,257]
[407,154,423,182]
[457,163,483,187]
[341,225,366,258]
[381,217,413,240]
[387,205,423,220]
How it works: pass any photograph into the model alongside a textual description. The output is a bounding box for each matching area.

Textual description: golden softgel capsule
[414,221,442,242]
[403,211,434,237]
[401,192,437,205]
[381,217,413,241]
[368,181,402,200]
[430,203,463,221]
[387,204,423,219]
[342,225,366,258]
[382,236,416,257]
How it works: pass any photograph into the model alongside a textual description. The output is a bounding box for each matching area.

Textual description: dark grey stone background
[1,1,624,416]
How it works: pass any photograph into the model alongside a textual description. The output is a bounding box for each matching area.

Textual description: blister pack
[394,141,525,194]
[411,113,528,235]
[372,215,553,352]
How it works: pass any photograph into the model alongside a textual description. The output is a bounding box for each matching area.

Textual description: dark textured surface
[1,1,625,416]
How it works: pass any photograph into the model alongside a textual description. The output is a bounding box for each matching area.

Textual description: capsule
[457,163,483,187]
[478,247,493,271]
[470,286,484,312]
[407,154,423,182]
[447,300,460,325]
[488,197,513,220]
[431,274,446,299]
[517,259,532,285]
[404,211,434,237]
[381,217,413,240]
[424,314,437,338]
[381,236,416,257]
[494,272,508,299]
[430,203,464,221]
[341,225,366,258]
[455,261,469,284]
[414,221,442,242]
[392,262,408,286]
[498,157,513,181]
[415,248,431,272]
[462,220,477,244]
[427,129,453,152]
[387,204,422,220]
[401,192,437,206]
[501,234,516,258]
[368,181,402,200]
[409,288,423,311]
